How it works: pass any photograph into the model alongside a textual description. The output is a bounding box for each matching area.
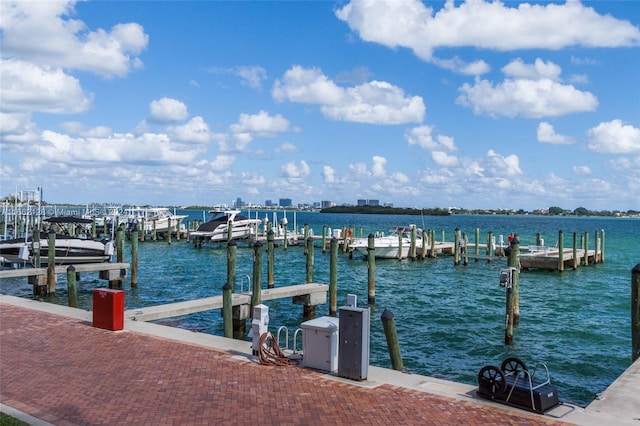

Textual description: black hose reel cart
[477,357,560,414]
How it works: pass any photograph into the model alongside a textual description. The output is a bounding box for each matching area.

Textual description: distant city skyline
[1,1,639,210]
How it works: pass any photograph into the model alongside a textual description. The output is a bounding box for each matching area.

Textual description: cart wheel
[501,357,528,377]
[478,365,506,397]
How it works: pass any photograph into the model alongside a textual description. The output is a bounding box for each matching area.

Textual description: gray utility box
[301,316,340,372]
[338,306,370,381]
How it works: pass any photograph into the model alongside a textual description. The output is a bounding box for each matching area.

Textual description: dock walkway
[1,294,638,425]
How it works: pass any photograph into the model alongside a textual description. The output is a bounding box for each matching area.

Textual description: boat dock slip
[2,294,639,425]
[126,283,329,322]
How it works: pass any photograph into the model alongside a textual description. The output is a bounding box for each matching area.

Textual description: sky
[1,0,639,211]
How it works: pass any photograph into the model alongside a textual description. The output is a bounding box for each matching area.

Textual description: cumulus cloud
[537,122,574,144]
[502,58,562,81]
[1,59,93,114]
[0,0,148,78]
[457,68,598,118]
[478,150,523,177]
[432,151,459,167]
[587,120,640,153]
[275,142,298,153]
[167,116,211,144]
[406,125,457,151]
[336,0,640,63]
[149,98,189,123]
[229,110,291,137]
[37,130,202,166]
[323,166,338,184]
[272,65,425,124]
[281,160,311,181]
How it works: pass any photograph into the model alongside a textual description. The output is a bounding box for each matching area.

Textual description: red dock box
[92,289,124,331]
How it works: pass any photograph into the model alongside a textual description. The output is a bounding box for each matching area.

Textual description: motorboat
[350,225,423,259]
[124,207,187,234]
[189,210,262,243]
[0,217,114,266]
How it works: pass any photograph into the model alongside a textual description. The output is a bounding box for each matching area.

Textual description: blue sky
[1,1,639,211]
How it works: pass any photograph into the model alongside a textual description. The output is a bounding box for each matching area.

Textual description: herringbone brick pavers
[0,304,567,425]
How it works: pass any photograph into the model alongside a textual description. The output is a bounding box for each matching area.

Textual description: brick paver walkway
[0,303,567,425]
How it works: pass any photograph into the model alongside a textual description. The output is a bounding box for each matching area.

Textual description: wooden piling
[487,231,493,261]
[306,237,314,283]
[66,265,77,307]
[367,234,376,305]
[558,230,564,272]
[632,263,640,362]
[420,228,427,259]
[251,241,263,313]
[47,231,56,293]
[474,228,480,262]
[322,225,327,254]
[462,232,469,266]
[584,231,589,266]
[167,217,172,244]
[33,229,41,268]
[594,229,599,264]
[504,236,520,345]
[329,237,338,317]
[267,230,275,288]
[131,230,138,288]
[303,224,309,255]
[397,230,403,260]
[509,235,520,326]
[226,221,233,244]
[573,232,578,270]
[227,240,237,292]
[454,228,460,266]
[222,283,232,338]
[601,229,606,263]
[429,229,436,258]
[381,309,403,371]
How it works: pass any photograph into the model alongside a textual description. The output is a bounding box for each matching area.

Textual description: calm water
[2,211,639,407]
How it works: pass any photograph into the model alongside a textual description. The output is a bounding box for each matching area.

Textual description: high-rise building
[279,198,292,207]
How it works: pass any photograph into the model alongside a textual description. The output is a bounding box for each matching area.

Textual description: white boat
[0,216,114,266]
[350,225,423,259]
[124,207,187,234]
[189,210,262,243]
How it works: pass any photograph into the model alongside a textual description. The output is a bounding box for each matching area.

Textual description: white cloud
[457,75,598,118]
[587,120,640,153]
[323,166,338,184]
[167,116,211,144]
[273,66,425,124]
[37,130,202,165]
[371,155,387,178]
[406,125,457,151]
[336,0,640,63]
[149,98,189,123]
[229,110,291,137]
[432,151,459,167]
[572,166,591,175]
[537,122,574,144]
[0,59,93,114]
[281,160,311,181]
[478,150,522,177]
[502,58,562,81]
[210,155,235,171]
[0,1,148,78]
[275,142,298,153]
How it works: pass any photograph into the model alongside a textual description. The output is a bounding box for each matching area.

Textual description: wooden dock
[520,249,600,271]
[125,283,329,322]
[0,262,130,279]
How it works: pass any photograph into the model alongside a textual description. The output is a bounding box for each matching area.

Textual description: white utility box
[301,316,339,372]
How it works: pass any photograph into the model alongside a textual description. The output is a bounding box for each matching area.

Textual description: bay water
[2,211,638,407]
